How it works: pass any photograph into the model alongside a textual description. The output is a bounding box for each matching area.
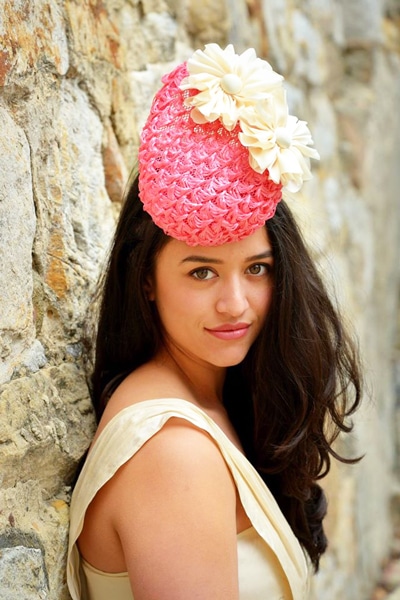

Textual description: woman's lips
[205,323,250,341]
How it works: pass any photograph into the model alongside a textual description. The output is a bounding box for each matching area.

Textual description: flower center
[275,127,292,149]
[220,73,243,95]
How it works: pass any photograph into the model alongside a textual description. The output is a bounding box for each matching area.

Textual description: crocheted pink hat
[138,44,319,246]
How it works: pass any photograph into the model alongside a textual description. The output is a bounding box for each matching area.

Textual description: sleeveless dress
[67,398,310,599]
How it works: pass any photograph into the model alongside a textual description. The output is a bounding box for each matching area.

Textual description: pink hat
[138,44,319,246]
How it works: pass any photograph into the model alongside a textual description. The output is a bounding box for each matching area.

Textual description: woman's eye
[247,263,270,276]
[191,268,215,280]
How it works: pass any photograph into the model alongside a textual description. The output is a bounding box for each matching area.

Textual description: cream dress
[67,398,310,600]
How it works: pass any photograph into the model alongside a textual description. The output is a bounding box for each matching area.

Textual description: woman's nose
[215,278,249,317]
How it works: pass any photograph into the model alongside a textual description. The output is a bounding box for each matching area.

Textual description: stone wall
[0,1,399,598]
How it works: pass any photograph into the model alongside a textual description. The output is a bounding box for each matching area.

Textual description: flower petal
[178,43,319,192]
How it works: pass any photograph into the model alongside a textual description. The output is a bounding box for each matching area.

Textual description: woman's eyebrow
[180,249,273,265]
[246,250,273,261]
[180,255,223,264]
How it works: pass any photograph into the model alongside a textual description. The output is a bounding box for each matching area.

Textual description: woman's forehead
[157,226,272,264]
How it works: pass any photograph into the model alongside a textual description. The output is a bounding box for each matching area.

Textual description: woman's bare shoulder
[96,360,192,436]
[115,417,231,488]
[109,418,239,597]
[80,415,237,580]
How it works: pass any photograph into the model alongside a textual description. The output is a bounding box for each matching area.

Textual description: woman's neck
[154,345,226,408]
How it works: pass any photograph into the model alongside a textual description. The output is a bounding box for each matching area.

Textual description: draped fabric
[67,398,310,599]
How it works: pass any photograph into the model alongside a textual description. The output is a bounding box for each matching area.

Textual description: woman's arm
[110,418,240,600]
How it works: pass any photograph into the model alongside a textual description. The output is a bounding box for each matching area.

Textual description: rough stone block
[142,12,178,62]
[225,0,257,52]
[0,483,72,600]
[0,0,69,85]
[0,363,96,493]
[261,0,293,73]
[103,122,129,203]
[185,0,230,47]
[305,0,345,44]
[292,9,327,86]
[22,79,115,356]
[0,544,48,600]
[339,0,383,45]
[0,108,37,384]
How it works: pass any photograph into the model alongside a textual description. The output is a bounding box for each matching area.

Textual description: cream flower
[180,43,283,131]
[239,89,320,192]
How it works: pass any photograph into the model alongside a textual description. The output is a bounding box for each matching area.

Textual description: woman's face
[149,226,274,370]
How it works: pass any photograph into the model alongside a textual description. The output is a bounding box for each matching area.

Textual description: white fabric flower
[180,43,283,131]
[179,43,320,193]
[239,89,320,193]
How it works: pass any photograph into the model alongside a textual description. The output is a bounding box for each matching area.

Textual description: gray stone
[0,363,96,493]
[142,12,178,62]
[262,0,292,73]
[0,546,48,599]
[20,340,47,374]
[0,108,36,385]
[22,79,116,358]
[304,0,346,45]
[292,9,326,86]
[339,0,383,45]
[226,0,257,51]
[0,483,72,600]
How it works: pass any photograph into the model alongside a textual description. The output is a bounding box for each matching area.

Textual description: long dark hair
[225,201,362,569]
[91,174,362,571]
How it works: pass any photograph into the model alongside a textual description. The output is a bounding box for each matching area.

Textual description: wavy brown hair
[91,174,362,571]
[224,199,362,569]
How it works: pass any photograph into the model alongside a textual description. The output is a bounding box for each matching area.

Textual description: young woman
[67,44,362,600]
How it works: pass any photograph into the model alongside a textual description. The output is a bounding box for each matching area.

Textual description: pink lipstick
[205,323,250,341]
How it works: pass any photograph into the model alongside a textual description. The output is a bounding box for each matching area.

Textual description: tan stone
[65,0,123,69]
[0,0,69,83]
[0,481,73,600]
[103,121,128,203]
[0,107,37,384]
[15,78,116,359]
[185,0,230,47]
[0,363,96,493]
